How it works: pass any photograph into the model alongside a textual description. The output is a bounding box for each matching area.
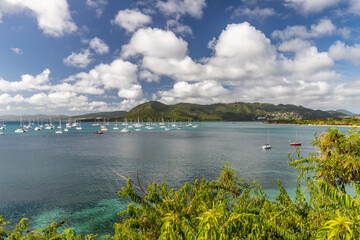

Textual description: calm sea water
[0,121,350,235]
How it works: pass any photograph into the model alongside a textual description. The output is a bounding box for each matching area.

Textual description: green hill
[115,101,344,122]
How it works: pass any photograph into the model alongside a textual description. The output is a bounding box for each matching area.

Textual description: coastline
[265,122,359,128]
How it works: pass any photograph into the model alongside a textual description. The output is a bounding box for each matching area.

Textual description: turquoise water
[0,121,350,235]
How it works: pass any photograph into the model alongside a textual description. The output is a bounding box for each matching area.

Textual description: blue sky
[1,0,360,115]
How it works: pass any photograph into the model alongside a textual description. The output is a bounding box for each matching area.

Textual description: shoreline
[265,122,359,128]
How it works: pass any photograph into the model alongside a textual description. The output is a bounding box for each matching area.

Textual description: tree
[312,128,360,191]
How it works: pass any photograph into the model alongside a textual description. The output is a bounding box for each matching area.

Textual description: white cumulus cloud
[112,9,151,32]
[0,69,51,92]
[64,59,143,100]
[139,70,160,83]
[284,0,340,14]
[158,81,229,104]
[122,27,188,60]
[0,0,77,37]
[157,0,206,18]
[0,94,25,105]
[329,41,360,65]
[63,49,93,68]
[272,19,338,40]
[89,37,109,55]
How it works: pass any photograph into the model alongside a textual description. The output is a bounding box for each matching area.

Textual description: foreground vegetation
[1,128,360,239]
[267,117,360,126]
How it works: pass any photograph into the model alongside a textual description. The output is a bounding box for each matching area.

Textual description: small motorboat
[96,131,104,134]
[262,143,271,149]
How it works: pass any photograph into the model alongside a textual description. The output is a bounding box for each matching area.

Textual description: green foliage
[311,128,360,191]
[0,217,97,240]
[113,161,315,239]
[3,128,360,239]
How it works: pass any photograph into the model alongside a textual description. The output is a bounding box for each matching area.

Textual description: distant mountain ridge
[116,101,344,121]
[336,109,355,116]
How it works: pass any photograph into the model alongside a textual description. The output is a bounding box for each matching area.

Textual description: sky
[1,0,360,115]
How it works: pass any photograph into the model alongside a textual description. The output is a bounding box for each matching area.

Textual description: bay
[0,121,349,235]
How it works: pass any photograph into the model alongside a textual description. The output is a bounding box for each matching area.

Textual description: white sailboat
[25,120,32,129]
[176,121,183,130]
[186,119,193,127]
[55,119,63,134]
[72,120,79,128]
[45,116,53,130]
[76,121,83,130]
[34,118,42,131]
[160,117,165,128]
[121,118,130,132]
[113,121,119,130]
[0,120,5,134]
[0,120,6,130]
[15,114,26,133]
[92,120,100,126]
[262,130,271,149]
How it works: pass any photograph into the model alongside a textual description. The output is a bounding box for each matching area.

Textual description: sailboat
[176,121,183,130]
[76,120,83,130]
[0,120,6,130]
[15,114,26,133]
[290,131,302,146]
[55,119,63,134]
[262,130,271,149]
[113,121,119,130]
[63,120,69,132]
[25,120,32,129]
[121,118,130,132]
[0,121,5,135]
[34,118,41,131]
[186,119,193,127]
[45,116,53,130]
[92,120,100,126]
